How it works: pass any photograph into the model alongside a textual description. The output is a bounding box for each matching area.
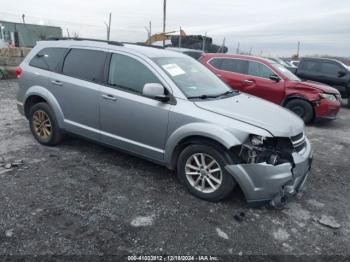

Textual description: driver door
[99,53,171,161]
[242,61,285,104]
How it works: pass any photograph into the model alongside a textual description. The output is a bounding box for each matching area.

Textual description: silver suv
[16,39,313,207]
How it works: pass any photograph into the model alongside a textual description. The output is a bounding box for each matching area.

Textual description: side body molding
[24,86,65,128]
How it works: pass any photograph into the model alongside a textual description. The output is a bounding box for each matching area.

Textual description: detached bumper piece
[226,135,313,208]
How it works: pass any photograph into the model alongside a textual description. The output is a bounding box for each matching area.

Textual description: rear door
[207,58,248,91]
[99,52,171,161]
[50,48,107,140]
[243,61,285,104]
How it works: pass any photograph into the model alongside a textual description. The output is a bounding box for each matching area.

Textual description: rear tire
[285,99,314,124]
[177,144,236,202]
[29,102,63,146]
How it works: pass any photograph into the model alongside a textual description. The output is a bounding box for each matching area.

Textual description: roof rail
[123,42,165,49]
[46,37,124,46]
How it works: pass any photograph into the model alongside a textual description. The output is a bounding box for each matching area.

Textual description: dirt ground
[0,80,349,260]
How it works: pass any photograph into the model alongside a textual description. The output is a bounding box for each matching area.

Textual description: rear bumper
[225,139,313,205]
[314,99,341,120]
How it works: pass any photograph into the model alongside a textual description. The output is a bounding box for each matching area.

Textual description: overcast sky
[1,0,350,56]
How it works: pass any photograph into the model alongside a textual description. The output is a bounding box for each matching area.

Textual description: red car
[200,54,341,123]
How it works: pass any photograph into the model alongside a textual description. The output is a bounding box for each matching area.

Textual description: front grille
[291,132,306,153]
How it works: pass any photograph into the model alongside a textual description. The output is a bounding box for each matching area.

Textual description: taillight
[15,67,22,79]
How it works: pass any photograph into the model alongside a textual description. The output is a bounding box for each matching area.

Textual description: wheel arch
[23,86,65,128]
[282,94,312,107]
[165,123,244,170]
[282,95,315,121]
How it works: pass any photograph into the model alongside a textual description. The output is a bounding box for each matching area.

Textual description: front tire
[177,144,236,202]
[285,99,314,124]
[29,102,63,146]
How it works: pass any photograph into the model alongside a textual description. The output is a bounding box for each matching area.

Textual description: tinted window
[209,58,248,74]
[29,48,67,71]
[108,54,160,94]
[62,49,106,82]
[300,60,320,72]
[248,61,274,79]
[321,62,342,76]
[208,58,223,69]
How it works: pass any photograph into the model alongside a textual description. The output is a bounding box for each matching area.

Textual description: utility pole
[149,21,152,40]
[202,32,207,52]
[236,42,240,54]
[107,12,112,41]
[297,41,300,58]
[66,28,70,38]
[218,37,226,53]
[163,0,167,47]
[249,47,253,55]
[22,14,26,24]
[179,26,182,48]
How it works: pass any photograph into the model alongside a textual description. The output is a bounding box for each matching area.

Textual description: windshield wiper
[188,90,236,100]
[214,90,235,97]
[187,94,212,100]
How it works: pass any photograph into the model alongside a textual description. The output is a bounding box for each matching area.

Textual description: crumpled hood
[296,80,339,94]
[195,94,304,137]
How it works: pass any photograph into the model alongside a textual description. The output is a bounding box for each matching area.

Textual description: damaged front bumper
[226,138,313,207]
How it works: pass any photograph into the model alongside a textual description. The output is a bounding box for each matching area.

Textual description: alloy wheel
[185,153,223,193]
[32,110,52,140]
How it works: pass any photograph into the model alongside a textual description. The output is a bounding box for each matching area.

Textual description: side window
[248,61,274,79]
[321,62,342,76]
[108,53,160,94]
[209,58,248,74]
[300,60,320,72]
[62,49,107,82]
[208,58,223,69]
[221,59,248,74]
[29,48,67,72]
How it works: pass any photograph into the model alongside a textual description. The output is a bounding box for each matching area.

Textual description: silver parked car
[16,38,313,207]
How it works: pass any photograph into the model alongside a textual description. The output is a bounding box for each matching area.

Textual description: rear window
[29,48,67,72]
[62,49,107,82]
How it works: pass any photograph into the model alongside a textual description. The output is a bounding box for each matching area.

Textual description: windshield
[152,57,232,98]
[271,63,301,82]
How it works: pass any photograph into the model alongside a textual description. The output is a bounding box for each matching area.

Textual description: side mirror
[269,74,281,82]
[338,70,346,78]
[142,83,170,102]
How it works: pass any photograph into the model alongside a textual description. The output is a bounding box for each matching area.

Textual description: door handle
[243,80,254,85]
[101,94,117,101]
[51,80,62,86]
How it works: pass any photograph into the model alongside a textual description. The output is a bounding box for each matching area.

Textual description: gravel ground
[0,80,349,260]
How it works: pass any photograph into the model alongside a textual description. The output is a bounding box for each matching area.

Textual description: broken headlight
[238,135,294,166]
[250,135,266,146]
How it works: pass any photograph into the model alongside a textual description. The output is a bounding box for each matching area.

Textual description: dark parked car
[296,58,350,106]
